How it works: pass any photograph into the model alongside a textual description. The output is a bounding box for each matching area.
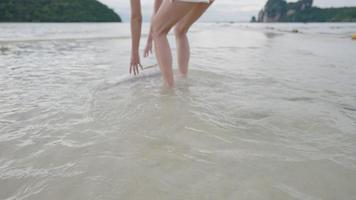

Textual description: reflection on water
[263,32,284,39]
[1,23,356,200]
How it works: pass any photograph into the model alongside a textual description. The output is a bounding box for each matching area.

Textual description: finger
[129,65,132,74]
[136,65,139,75]
[134,65,137,76]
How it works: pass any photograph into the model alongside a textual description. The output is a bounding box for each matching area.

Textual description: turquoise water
[1,23,356,200]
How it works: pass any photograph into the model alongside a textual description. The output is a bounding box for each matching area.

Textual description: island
[0,0,121,22]
[252,0,356,22]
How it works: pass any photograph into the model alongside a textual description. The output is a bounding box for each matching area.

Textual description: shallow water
[1,23,356,200]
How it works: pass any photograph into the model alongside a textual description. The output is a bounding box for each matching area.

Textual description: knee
[174,24,188,38]
[152,21,169,39]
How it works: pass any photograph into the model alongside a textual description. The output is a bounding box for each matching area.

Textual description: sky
[98,0,356,22]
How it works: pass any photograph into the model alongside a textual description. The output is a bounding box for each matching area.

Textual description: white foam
[105,67,161,87]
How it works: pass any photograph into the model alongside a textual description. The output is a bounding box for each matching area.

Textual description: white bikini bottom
[177,0,211,3]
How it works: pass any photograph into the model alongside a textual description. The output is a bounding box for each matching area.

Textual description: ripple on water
[1,23,356,199]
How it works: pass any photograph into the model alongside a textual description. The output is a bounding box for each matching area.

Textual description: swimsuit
[177,0,211,3]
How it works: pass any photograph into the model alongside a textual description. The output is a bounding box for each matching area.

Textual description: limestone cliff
[257,0,313,22]
[253,0,356,22]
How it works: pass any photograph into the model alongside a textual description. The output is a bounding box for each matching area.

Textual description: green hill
[294,7,356,22]
[0,0,121,22]
[253,0,356,22]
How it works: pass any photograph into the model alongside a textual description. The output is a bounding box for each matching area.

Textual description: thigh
[153,0,196,34]
[176,1,213,31]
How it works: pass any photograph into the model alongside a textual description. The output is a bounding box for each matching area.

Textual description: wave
[98,66,161,91]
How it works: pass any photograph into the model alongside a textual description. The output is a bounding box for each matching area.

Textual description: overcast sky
[98,0,356,22]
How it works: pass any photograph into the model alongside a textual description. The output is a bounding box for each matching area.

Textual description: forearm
[130,0,142,55]
[131,15,142,54]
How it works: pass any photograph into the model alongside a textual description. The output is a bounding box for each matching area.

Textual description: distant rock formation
[252,0,356,22]
[256,0,312,22]
[0,0,121,22]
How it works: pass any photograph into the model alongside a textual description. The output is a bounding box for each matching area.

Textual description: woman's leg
[174,1,213,77]
[152,0,196,87]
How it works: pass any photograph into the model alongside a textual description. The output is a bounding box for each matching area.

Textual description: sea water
[1,23,356,200]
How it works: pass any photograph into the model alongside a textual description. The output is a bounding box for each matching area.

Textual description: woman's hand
[144,36,153,57]
[130,52,143,76]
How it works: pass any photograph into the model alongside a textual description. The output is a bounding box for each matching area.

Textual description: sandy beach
[1,22,356,200]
